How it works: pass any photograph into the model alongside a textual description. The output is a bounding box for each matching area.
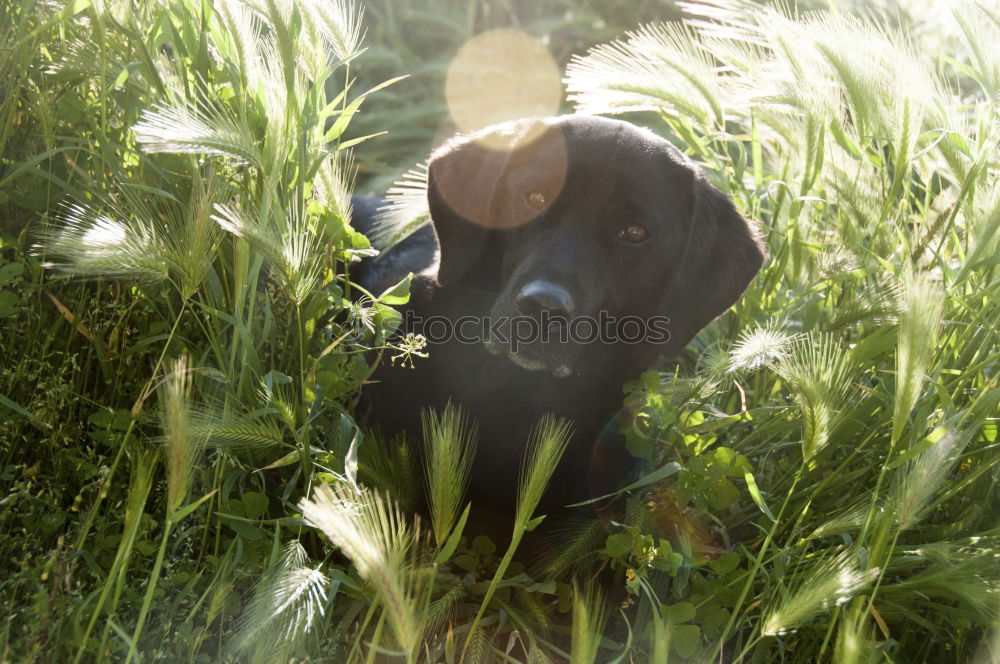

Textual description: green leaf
[0,392,43,425]
[169,489,218,523]
[434,503,471,564]
[241,491,269,519]
[566,462,682,507]
[700,606,731,640]
[524,514,546,531]
[743,470,776,522]
[63,0,92,16]
[111,63,131,89]
[262,370,293,392]
[337,131,388,150]
[215,513,264,541]
[672,623,701,658]
[255,446,328,471]
[0,291,18,318]
[685,413,741,434]
[625,433,652,460]
[472,534,496,556]
[0,261,24,284]
[604,533,631,558]
[39,512,66,534]
[324,76,408,143]
[708,552,742,576]
[651,547,682,573]
[886,422,948,470]
[377,273,413,305]
[373,304,402,339]
[219,499,244,518]
[707,478,739,510]
[663,602,696,624]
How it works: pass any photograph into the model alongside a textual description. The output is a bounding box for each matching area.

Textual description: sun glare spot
[82,216,127,247]
[445,29,562,147]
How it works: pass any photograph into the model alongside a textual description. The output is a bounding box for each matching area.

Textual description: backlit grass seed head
[44,177,222,300]
[774,333,856,462]
[231,541,328,659]
[961,176,1000,279]
[421,403,477,547]
[312,153,356,232]
[807,501,870,539]
[892,273,944,446]
[298,484,425,653]
[829,278,901,331]
[214,0,265,85]
[133,97,262,165]
[516,415,572,525]
[371,162,431,251]
[890,425,974,530]
[212,203,325,305]
[160,356,206,514]
[565,21,723,126]
[761,553,878,637]
[698,343,733,380]
[210,0,288,126]
[571,579,609,664]
[296,0,364,63]
[175,174,224,300]
[569,1,957,217]
[43,204,171,282]
[728,323,794,373]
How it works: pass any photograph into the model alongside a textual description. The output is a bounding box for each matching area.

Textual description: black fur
[354,115,765,517]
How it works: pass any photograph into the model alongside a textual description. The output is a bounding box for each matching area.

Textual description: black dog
[354,115,764,517]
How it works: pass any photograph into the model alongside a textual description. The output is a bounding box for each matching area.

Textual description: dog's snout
[516,280,575,320]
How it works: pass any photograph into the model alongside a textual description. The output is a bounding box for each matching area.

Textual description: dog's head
[427,115,765,376]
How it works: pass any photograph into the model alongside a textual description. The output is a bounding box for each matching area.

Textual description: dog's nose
[516,280,575,320]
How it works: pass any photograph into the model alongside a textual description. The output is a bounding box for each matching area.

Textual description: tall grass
[2,0,402,659]
[559,0,1000,660]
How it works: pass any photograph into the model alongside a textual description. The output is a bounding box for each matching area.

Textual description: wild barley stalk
[230,541,329,661]
[858,275,945,569]
[831,597,881,664]
[570,579,608,664]
[716,469,802,659]
[773,333,856,463]
[760,553,878,639]
[422,403,477,547]
[462,415,571,656]
[127,357,206,663]
[70,299,190,577]
[299,484,432,662]
[75,449,157,664]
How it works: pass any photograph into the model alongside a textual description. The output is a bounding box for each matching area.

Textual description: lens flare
[445,29,562,143]
[429,117,568,230]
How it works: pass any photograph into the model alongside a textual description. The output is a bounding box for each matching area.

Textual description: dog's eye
[525,190,547,210]
[618,224,649,244]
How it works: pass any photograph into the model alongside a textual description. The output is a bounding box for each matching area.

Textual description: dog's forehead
[544,116,690,195]
[545,118,684,205]
[559,116,672,161]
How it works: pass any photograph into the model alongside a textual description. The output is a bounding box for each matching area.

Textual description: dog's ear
[659,171,766,356]
[426,120,568,286]
[426,139,498,286]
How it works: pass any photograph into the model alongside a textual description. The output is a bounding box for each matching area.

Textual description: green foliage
[1,0,401,660]
[559,1,1000,660]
